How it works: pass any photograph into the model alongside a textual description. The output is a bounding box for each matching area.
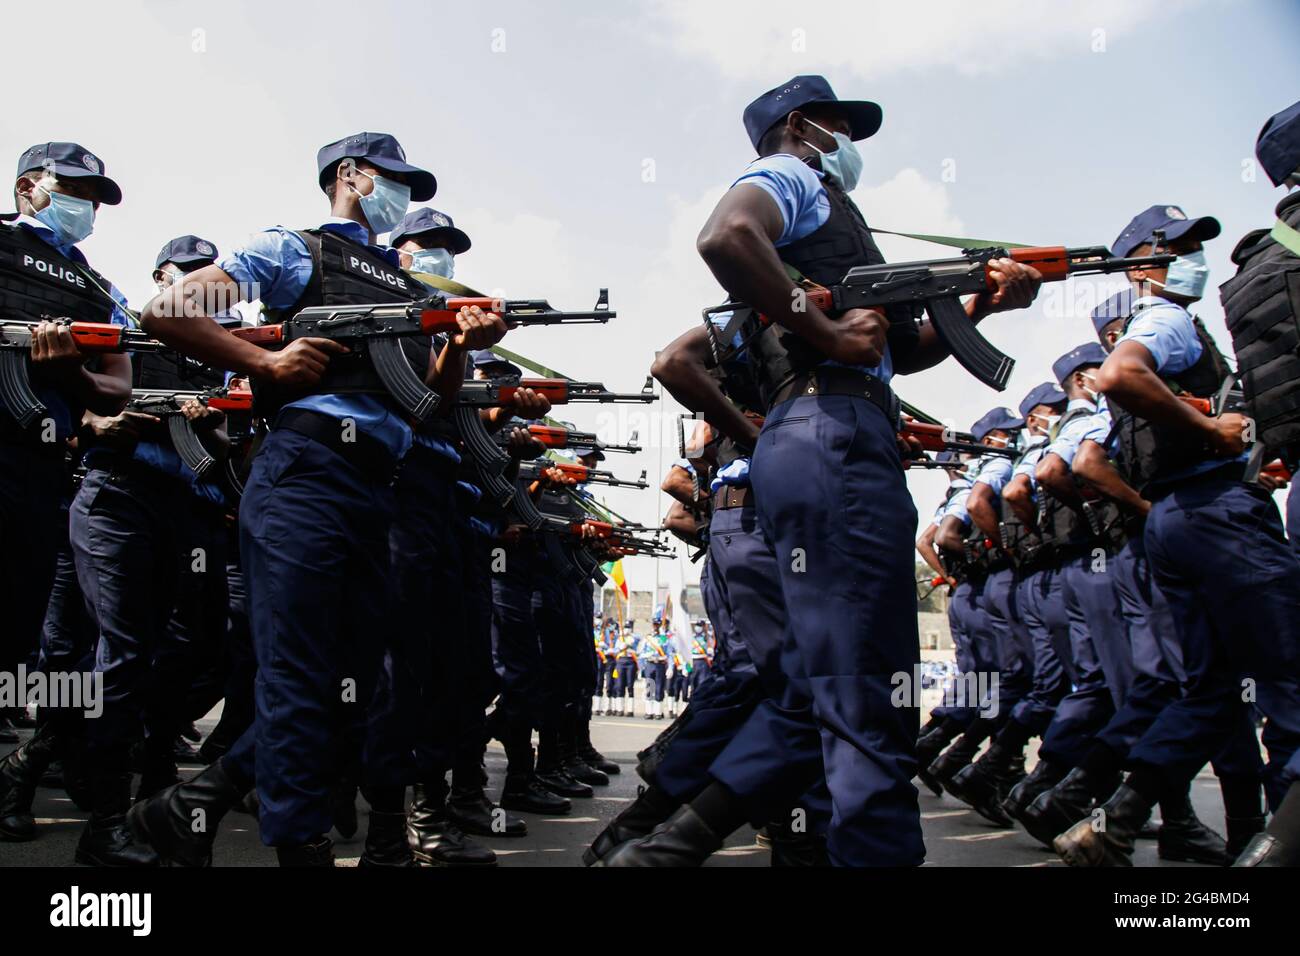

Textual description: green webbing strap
[409,270,570,380]
[1270,218,1300,257]
[869,228,1032,250]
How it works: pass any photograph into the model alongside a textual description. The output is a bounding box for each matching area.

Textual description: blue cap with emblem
[1091,288,1134,335]
[971,407,1024,442]
[316,132,436,201]
[16,142,122,205]
[1052,342,1108,385]
[389,207,471,253]
[155,235,219,269]
[1256,99,1300,187]
[469,349,522,378]
[743,75,882,151]
[1112,204,1221,258]
[1018,382,1067,421]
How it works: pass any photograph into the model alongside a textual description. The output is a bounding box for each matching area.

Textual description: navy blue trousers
[708,394,923,866]
[224,428,394,846]
[0,445,65,684]
[980,566,1032,724]
[1010,565,1072,734]
[1129,478,1300,808]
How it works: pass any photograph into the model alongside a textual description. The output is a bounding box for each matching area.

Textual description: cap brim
[828,100,883,141]
[369,157,437,201]
[166,252,216,266]
[1163,215,1221,247]
[399,226,471,254]
[51,165,122,205]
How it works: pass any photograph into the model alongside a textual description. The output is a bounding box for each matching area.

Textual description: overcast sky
[8,0,1298,593]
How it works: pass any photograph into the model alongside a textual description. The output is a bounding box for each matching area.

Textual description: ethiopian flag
[603,559,628,600]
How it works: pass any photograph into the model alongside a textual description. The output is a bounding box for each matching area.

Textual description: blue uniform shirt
[971,454,1014,495]
[1116,296,1246,479]
[218,218,413,459]
[1044,398,1106,467]
[1012,437,1048,486]
[13,216,132,442]
[731,154,892,383]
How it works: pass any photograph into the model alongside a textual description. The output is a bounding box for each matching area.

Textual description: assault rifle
[125,385,252,480]
[899,418,1016,459]
[230,290,615,424]
[704,245,1176,391]
[0,319,172,428]
[1175,379,1292,483]
[500,424,641,455]
[454,376,655,505]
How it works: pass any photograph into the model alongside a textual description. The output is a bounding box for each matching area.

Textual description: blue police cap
[469,349,521,377]
[388,207,471,253]
[1091,288,1134,335]
[1018,382,1067,420]
[316,132,435,201]
[1052,342,1108,385]
[743,75,882,151]
[971,407,1024,442]
[16,142,121,205]
[1257,99,1300,187]
[155,234,219,269]
[1112,204,1221,259]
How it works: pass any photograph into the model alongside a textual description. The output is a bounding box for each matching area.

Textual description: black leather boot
[578,718,619,774]
[406,785,497,866]
[1054,782,1154,867]
[446,782,526,837]
[1021,766,1117,848]
[914,722,957,797]
[949,742,1021,827]
[1002,758,1067,824]
[76,772,159,866]
[1233,781,1300,866]
[593,805,724,867]
[927,735,980,800]
[329,779,359,839]
[135,747,180,803]
[277,836,334,866]
[536,723,594,798]
[127,758,245,866]
[584,784,679,866]
[1225,814,1267,862]
[1157,789,1228,865]
[767,818,830,867]
[500,772,572,815]
[361,809,417,867]
[0,722,59,841]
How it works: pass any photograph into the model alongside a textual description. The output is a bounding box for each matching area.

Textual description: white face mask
[800,119,864,192]
[408,247,454,279]
[1079,372,1101,405]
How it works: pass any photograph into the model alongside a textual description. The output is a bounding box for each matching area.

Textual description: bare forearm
[1073,440,1149,515]
[139,270,271,376]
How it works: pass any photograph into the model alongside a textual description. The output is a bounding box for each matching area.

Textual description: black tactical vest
[1,219,121,437]
[132,351,226,392]
[1112,306,1234,492]
[1035,407,1094,548]
[746,172,921,407]
[0,219,120,326]
[254,228,431,416]
[1219,191,1300,461]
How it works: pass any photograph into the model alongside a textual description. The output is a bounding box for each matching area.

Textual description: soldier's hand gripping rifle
[125,384,253,480]
[704,245,1176,391]
[230,290,615,424]
[0,318,173,428]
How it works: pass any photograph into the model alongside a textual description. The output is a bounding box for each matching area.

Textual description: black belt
[273,408,400,484]
[94,454,190,493]
[715,484,752,510]
[770,366,898,423]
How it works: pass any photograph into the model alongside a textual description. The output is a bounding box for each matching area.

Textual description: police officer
[1054,203,1300,866]
[927,409,1031,799]
[0,142,133,846]
[365,207,508,865]
[613,623,640,718]
[129,131,449,866]
[1220,99,1300,865]
[641,617,669,719]
[598,74,1041,867]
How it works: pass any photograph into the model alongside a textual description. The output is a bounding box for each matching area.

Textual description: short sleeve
[1117,299,1203,376]
[730,154,830,246]
[217,227,313,311]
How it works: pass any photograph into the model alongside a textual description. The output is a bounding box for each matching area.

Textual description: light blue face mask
[34,184,96,245]
[1154,249,1210,299]
[802,119,864,192]
[409,247,454,279]
[351,168,411,235]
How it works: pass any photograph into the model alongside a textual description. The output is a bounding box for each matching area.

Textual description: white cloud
[646,0,1169,81]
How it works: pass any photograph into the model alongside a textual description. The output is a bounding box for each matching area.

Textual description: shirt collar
[318,217,399,265]
[13,213,86,262]
[1066,398,1096,413]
